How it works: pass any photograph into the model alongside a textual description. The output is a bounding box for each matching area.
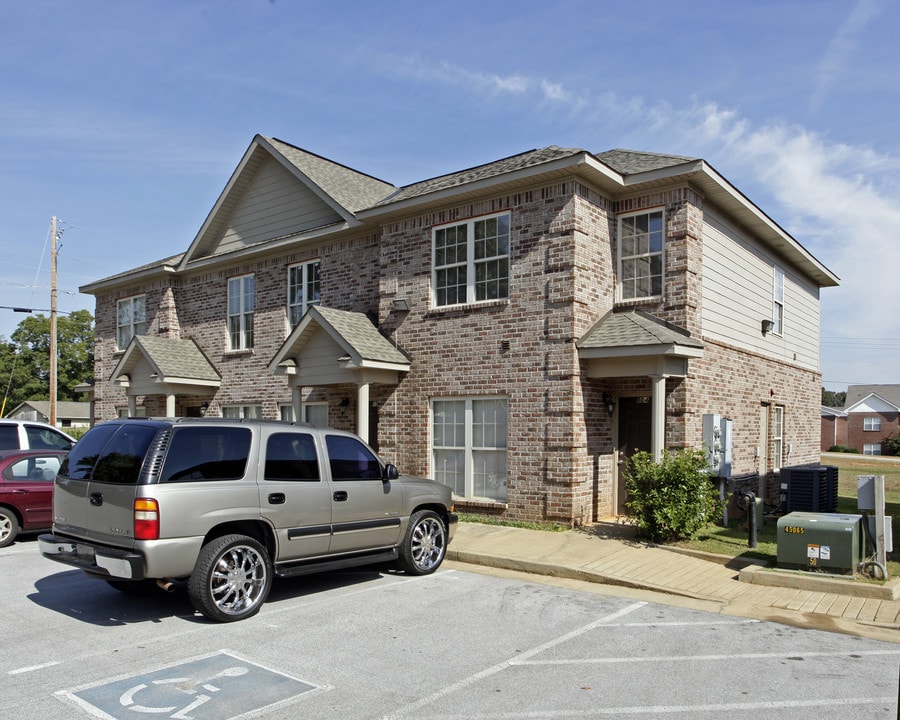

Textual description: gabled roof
[111,336,221,385]
[269,305,410,373]
[821,406,847,418]
[845,391,900,414]
[8,400,91,420]
[577,309,704,358]
[845,384,900,410]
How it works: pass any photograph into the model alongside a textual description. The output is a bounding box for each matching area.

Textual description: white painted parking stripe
[382,601,648,719]
[400,696,897,718]
[603,619,759,627]
[511,648,900,665]
[8,661,60,675]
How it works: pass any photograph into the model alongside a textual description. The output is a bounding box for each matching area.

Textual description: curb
[738,564,900,600]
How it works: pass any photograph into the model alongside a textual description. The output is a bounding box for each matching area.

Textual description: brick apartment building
[80,135,839,524]
[822,385,900,454]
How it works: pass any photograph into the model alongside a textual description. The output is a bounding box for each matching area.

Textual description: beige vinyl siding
[702,209,820,370]
[216,158,343,255]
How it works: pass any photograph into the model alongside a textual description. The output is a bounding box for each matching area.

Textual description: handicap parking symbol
[60,651,322,720]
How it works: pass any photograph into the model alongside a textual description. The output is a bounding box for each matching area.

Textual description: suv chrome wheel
[399,510,447,575]
[188,534,272,622]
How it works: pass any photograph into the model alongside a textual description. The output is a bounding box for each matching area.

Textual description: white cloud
[810,0,884,111]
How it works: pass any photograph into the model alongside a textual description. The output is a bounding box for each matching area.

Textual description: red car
[0,449,67,548]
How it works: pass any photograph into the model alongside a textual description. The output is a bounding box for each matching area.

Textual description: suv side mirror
[383,464,399,481]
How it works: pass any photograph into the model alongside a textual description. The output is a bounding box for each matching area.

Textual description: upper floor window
[433,213,509,307]
[619,210,664,299]
[117,295,147,350]
[227,275,254,350]
[864,416,882,432]
[773,267,784,335]
[288,260,320,326]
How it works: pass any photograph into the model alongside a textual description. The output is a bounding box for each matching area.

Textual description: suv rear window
[0,424,19,450]
[160,426,251,483]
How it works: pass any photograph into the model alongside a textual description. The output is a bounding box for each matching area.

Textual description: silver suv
[40,418,456,622]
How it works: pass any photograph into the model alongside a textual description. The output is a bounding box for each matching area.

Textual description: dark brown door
[617,396,651,514]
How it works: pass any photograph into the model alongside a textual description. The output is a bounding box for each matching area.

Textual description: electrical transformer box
[776,512,863,574]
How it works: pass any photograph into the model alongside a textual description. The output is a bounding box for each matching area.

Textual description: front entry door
[617,396,652,515]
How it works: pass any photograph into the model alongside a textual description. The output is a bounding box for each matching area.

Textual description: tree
[822,388,846,408]
[0,310,94,413]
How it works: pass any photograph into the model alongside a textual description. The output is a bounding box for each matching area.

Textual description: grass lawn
[674,454,900,576]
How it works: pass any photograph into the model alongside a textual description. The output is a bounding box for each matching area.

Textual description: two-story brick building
[80,135,839,525]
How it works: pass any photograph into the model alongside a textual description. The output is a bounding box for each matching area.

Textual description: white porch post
[165,393,176,417]
[128,395,137,416]
[292,385,303,423]
[650,374,666,461]
[356,382,370,443]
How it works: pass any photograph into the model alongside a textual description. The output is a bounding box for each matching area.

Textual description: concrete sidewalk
[446,521,900,644]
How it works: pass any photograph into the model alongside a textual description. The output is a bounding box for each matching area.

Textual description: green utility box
[776,512,863,574]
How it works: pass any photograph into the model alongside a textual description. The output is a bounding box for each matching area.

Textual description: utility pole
[49,216,58,426]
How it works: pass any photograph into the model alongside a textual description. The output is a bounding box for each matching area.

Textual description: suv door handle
[90,492,103,506]
[333,491,348,502]
[268,493,286,505]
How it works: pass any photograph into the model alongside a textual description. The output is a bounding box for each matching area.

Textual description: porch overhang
[109,336,221,397]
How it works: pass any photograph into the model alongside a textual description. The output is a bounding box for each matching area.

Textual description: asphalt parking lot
[3,539,899,719]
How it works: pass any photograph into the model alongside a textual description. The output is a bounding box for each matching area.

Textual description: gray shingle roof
[595,149,699,175]
[312,306,410,365]
[577,309,704,350]
[376,146,584,206]
[266,137,397,214]
[845,384,900,410]
[134,336,221,382]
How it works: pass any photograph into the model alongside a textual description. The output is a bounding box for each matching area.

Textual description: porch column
[165,393,176,417]
[356,382,370,444]
[292,385,303,423]
[128,395,137,416]
[650,374,666,461]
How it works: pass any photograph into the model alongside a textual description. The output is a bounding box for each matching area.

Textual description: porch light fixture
[339,397,350,416]
[392,298,410,312]
[602,391,615,417]
[760,319,774,335]
[200,401,209,416]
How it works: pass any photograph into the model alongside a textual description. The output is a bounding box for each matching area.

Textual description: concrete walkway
[447,521,900,644]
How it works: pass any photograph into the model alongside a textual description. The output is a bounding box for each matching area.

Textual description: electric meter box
[776,511,863,573]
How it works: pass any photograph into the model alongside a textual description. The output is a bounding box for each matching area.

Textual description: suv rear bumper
[38,534,145,580]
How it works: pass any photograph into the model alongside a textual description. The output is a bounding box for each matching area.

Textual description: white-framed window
[773,267,784,335]
[227,275,254,350]
[117,407,147,418]
[288,260,320,326]
[773,405,784,470]
[864,443,882,456]
[863,416,882,431]
[619,210,664,299]
[116,295,147,350]
[302,402,329,427]
[222,405,260,419]
[433,213,510,307]
[432,397,508,502]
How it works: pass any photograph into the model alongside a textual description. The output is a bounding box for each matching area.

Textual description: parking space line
[382,601,647,719]
[511,648,900,665]
[8,661,60,675]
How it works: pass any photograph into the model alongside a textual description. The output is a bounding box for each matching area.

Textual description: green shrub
[883,432,900,456]
[624,448,720,543]
[827,445,860,454]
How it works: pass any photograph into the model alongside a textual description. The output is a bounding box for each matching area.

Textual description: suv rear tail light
[134,498,160,540]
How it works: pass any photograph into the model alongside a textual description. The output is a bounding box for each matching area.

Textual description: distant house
[820,406,848,451]
[78,135,839,524]
[6,400,91,429]
[842,385,900,455]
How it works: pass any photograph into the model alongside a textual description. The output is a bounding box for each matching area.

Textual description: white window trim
[863,416,882,431]
[773,405,784,470]
[617,208,665,301]
[773,266,785,336]
[287,260,320,326]
[431,396,508,502]
[863,443,882,456]
[116,294,147,351]
[432,212,510,308]
[227,274,254,351]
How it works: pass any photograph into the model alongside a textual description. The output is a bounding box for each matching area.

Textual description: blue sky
[2,0,898,392]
